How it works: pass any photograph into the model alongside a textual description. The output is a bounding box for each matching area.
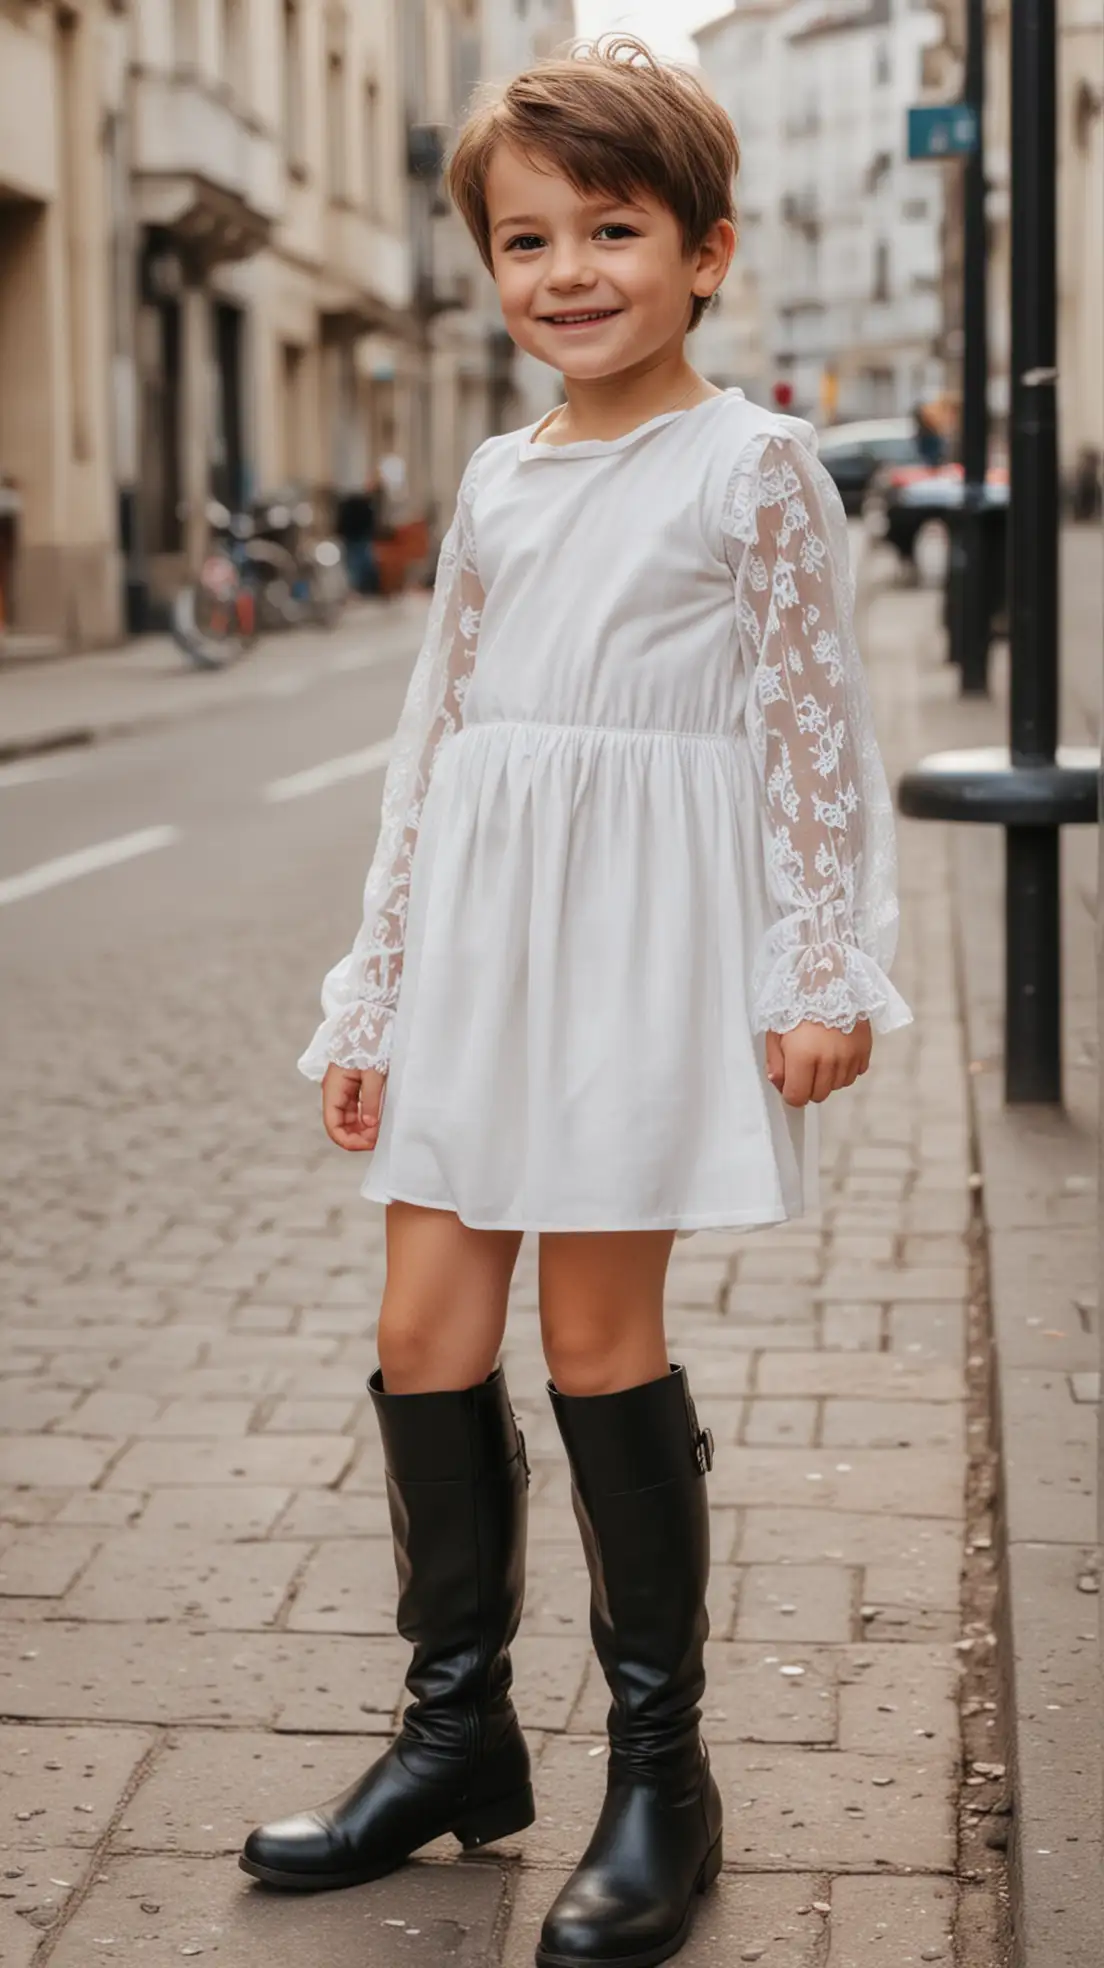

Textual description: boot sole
[238,1784,536,1893]
[533,1833,722,1968]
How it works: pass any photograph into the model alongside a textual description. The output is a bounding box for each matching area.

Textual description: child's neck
[542,354,719,446]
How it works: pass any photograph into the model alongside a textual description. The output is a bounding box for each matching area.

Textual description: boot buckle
[695,1427,714,1475]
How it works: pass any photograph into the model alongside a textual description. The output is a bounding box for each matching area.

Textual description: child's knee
[540,1303,638,1396]
[377,1290,451,1386]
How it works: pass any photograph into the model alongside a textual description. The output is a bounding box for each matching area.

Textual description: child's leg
[536,1230,721,1968]
[379,1201,522,1392]
[538,1229,674,1396]
[240,1201,532,1892]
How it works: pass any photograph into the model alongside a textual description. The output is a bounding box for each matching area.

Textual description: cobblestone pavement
[1,554,1003,1965]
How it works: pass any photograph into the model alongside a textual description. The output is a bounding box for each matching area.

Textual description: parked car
[863,461,1009,582]
[816,419,927,514]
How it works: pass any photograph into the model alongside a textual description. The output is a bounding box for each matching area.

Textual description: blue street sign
[907,103,980,159]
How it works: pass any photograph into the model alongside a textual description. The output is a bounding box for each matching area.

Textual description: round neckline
[517,386,745,461]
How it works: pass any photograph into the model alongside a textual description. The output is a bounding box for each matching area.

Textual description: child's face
[485,144,730,381]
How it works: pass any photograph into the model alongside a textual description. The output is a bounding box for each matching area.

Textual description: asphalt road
[0,617,425,1287]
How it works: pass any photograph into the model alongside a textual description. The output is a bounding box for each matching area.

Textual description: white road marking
[0,824,181,908]
[263,740,393,804]
[0,752,87,790]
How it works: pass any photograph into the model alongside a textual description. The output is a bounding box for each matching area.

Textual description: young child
[241,37,911,1967]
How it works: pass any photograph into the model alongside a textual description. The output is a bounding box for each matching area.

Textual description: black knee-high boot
[240,1366,534,1890]
[539,1365,722,1967]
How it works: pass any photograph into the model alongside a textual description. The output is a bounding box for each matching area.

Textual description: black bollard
[1006,0,1061,1099]
[953,0,991,697]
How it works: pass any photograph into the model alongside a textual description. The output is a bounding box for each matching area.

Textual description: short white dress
[300,389,911,1232]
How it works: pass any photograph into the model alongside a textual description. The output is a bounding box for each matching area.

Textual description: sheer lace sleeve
[722,430,912,1038]
[297,465,483,1081]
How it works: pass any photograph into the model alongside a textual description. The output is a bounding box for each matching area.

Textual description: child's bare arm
[766,1020,872,1107]
[321,1066,386,1152]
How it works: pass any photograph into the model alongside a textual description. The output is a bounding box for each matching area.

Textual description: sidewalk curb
[954,820,1102,1968]
[0,726,98,766]
[0,602,422,768]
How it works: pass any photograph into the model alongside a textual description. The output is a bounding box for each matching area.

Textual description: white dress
[300,389,912,1232]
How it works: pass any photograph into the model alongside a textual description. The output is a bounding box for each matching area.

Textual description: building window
[223,0,245,99]
[327,52,347,199]
[873,240,891,301]
[174,0,198,65]
[283,2,304,168]
[363,78,379,218]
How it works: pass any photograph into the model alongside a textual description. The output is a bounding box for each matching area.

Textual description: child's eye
[505,233,545,253]
[594,224,638,241]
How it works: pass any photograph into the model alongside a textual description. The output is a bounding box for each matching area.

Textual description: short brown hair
[447,37,739,332]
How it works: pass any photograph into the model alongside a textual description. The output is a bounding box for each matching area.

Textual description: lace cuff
[297,994,394,1082]
[752,915,913,1037]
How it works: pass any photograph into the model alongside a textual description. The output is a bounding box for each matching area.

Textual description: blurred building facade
[0,2,121,648]
[0,0,572,651]
[695,0,947,424]
[908,0,1102,497]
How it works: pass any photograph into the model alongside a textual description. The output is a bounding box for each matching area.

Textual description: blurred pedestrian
[335,471,381,595]
[242,37,911,1966]
[913,400,946,468]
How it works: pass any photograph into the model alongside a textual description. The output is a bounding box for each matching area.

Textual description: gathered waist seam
[460,717,746,746]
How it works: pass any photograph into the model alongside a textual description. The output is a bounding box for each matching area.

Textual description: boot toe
[539,1873,673,1964]
[241,1810,337,1882]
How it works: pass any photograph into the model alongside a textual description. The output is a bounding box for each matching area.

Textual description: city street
[3,559,1011,1965]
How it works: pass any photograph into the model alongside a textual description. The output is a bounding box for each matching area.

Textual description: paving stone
[104,1436,354,1490]
[723,1325,821,1351]
[742,1400,818,1447]
[0,1386,83,1431]
[886,1303,966,1366]
[513,1635,591,1733]
[0,1528,101,1598]
[827,1874,955,1964]
[0,1437,121,1488]
[820,1304,884,1350]
[567,1644,835,1744]
[709,1448,965,1519]
[0,1846,91,1966]
[0,1621,405,1729]
[726,1288,817,1325]
[285,1539,404,1634]
[735,1564,857,1643]
[0,1723,153,1850]
[47,1852,507,1965]
[836,1646,961,1758]
[52,1390,163,1436]
[735,1510,963,1590]
[136,1488,292,1539]
[711,1742,956,1871]
[148,1400,260,1438]
[271,1489,393,1539]
[820,1270,968,1304]
[821,1401,964,1452]
[260,1397,361,1433]
[116,1729,383,1853]
[756,1355,962,1402]
[64,1534,310,1628]
[54,1491,145,1529]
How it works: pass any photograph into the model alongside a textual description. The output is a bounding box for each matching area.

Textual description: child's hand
[321,1065,386,1151]
[765,1021,872,1107]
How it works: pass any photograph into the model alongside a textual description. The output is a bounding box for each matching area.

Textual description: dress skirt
[362,717,815,1232]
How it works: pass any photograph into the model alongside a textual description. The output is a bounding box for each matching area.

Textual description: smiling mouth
[540,309,622,325]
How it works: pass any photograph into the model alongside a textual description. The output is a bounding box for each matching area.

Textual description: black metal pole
[955,0,991,694]
[1006,0,1062,1102]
